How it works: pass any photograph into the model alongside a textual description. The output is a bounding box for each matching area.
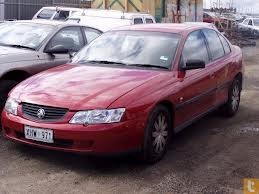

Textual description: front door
[43,26,86,70]
[174,30,217,131]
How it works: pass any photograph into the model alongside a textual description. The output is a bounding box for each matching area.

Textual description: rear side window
[203,13,212,19]
[182,30,209,65]
[83,28,101,43]
[53,11,70,21]
[219,34,231,54]
[202,29,225,60]
[145,18,154,24]
[243,19,249,25]
[37,9,55,19]
[134,18,143,24]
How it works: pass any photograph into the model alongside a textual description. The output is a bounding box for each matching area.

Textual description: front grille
[22,102,68,121]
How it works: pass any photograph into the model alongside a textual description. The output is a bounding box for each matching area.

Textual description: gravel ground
[0,44,259,194]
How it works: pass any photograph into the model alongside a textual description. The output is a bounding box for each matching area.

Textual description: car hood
[0,46,36,64]
[12,64,164,110]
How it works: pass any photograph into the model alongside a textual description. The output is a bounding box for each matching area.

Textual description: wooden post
[124,0,128,11]
[103,0,106,9]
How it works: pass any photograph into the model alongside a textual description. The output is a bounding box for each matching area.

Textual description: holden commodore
[2,24,244,163]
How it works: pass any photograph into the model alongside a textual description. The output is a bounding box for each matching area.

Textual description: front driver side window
[248,20,253,26]
[46,27,84,53]
[182,30,209,67]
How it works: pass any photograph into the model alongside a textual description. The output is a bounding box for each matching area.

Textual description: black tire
[0,80,18,111]
[221,78,241,117]
[141,105,172,163]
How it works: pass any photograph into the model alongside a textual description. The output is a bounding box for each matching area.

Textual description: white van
[67,9,156,32]
[33,7,84,21]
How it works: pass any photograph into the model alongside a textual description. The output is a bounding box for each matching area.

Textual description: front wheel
[141,105,172,163]
[221,78,241,117]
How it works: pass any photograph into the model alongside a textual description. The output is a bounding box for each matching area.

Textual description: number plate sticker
[24,126,54,143]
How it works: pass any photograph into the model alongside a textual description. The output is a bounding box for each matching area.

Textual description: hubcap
[152,114,168,154]
[231,83,240,111]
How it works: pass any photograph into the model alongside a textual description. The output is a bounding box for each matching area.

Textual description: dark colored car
[2,24,244,163]
[0,20,102,109]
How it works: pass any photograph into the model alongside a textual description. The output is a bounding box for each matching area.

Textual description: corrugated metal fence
[0,0,91,20]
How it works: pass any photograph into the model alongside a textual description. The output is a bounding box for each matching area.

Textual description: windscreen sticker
[160,56,169,61]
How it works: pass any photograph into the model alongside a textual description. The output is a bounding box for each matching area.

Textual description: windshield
[0,22,55,49]
[254,19,259,26]
[72,31,180,69]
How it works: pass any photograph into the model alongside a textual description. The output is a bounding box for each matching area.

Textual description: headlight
[70,108,126,125]
[5,98,18,115]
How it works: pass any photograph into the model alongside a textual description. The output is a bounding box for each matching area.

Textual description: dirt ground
[0,44,259,194]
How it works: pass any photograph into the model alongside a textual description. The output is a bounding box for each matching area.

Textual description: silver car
[238,18,259,37]
[0,20,102,109]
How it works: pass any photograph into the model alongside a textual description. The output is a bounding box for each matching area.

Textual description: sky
[204,0,259,13]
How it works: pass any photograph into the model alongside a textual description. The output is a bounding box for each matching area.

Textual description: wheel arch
[0,70,31,82]
[235,72,243,90]
[156,100,176,132]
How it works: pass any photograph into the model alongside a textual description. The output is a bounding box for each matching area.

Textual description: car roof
[11,19,64,26]
[40,6,83,12]
[4,20,103,32]
[73,9,154,19]
[111,23,215,34]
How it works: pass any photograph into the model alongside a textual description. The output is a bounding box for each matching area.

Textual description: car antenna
[122,10,125,19]
[82,9,86,16]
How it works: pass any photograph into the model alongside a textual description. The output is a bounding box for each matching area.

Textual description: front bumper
[1,110,145,154]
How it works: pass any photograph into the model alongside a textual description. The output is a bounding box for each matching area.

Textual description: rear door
[174,30,216,130]
[202,29,231,106]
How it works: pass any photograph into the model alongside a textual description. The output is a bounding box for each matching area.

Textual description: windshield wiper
[128,64,169,70]
[78,60,128,66]
[0,44,35,50]
[9,44,36,50]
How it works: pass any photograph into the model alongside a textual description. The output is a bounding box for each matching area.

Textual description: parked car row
[203,11,249,23]
[32,7,156,31]
[1,20,244,162]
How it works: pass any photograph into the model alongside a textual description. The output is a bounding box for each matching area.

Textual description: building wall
[1,0,91,20]
[91,0,203,22]
[0,0,4,20]
[165,0,203,22]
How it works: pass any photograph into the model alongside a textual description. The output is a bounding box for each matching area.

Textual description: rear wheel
[0,80,18,110]
[141,105,172,163]
[221,78,241,117]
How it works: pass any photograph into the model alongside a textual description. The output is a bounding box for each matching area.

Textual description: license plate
[24,126,54,143]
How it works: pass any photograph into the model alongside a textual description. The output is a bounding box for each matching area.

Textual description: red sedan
[2,24,244,163]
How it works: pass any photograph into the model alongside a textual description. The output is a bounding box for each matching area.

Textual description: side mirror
[45,45,69,54]
[182,59,205,71]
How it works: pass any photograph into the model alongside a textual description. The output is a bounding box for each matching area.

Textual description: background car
[67,9,156,32]
[238,17,259,37]
[2,24,243,163]
[32,7,84,21]
[203,12,217,23]
[0,20,102,110]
